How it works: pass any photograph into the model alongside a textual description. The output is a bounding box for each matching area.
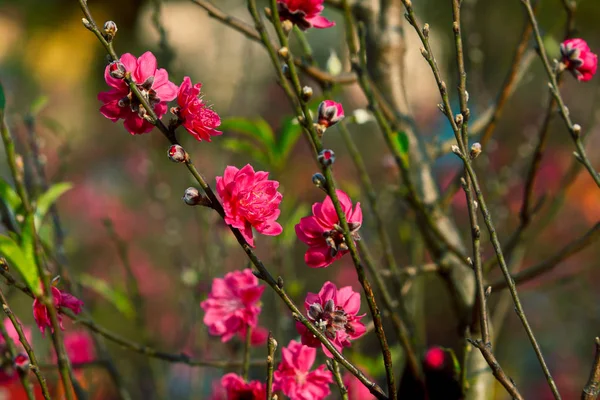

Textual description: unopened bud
[423,23,430,37]
[109,62,126,79]
[312,172,327,189]
[282,20,293,35]
[103,21,118,41]
[302,86,313,101]
[14,353,29,372]
[485,286,492,298]
[470,142,482,159]
[82,18,93,30]
[452,21,459,33]
[451,145,462,156]
[573,124,581,136]
[168,144,188,163]
[455,114,464,126]
[317,100,345,128]
[318,149,335,167]
[278,46,290,59]
[437,103,445,113]
[440,81,447,94]
[183,187,209,206]
[282,64,291,79]
[264,7,272,19]
[420,47,428,59]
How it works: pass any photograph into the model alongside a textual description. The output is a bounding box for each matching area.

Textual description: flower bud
[317,149,335,167]
[14,353,29,372]
[103,21,118,42]
[312,172,327,188]
[573,123,581,136]
[455,113,464,126]
[168,144,188,163]
[317,100,344,129]
[420,47,429,59]
[282,20,293,35]
[109,62,126,79]
[278,47,290,59]
[470,142,482,159]
[82,18,93,30]
[451,145,462,156]
[302,86,313,101]
[264,7,272,19]
[423,23,430,38]
[183,187,201,206]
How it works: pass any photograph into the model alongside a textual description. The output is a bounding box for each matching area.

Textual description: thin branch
[266,333,276,400]
[0,307,35,400]
[490,222,600,290]
[520,0,600,187]
[327,359,349,400]
[582,337,600,400]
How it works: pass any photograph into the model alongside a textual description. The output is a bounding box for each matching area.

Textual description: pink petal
[305,246,333,268]
[134,51,157,83]
[308,15,335,29]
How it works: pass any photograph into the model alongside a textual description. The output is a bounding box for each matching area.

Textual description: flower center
[307,299,350,340]
[234,389,255,400]
[295,370,308,386]
[118,76,161,118]
[322,222,361,258]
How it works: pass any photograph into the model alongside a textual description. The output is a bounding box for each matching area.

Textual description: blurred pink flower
[216,164,283,247]
[277,0,335,30]
[201,269,265,342]
[295,190,362,268]
[423,346,446,370]
[317,100,345,128]
[0,317,30,347]
[98,51,178,134]
[210,373,266,400]
[296,281,366,357]
[172,76,222,142]
[560,38,598,82]
[274,340,333,400]
[0,318,31,384]
[33,287,83,335]
[343,372,376,400]
[60,331,96,365]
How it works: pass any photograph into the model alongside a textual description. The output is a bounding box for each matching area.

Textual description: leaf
[275,116,303,168]
[0,235,41,295]
[219,117,275,150]
[221,139,269,165]
[78,273,134,319]
[395,131,409,155]
[0,81,5,112]
[0,178,21,212]
[29,95,49,116]
[34,182,73,229]
[279,203,309,248]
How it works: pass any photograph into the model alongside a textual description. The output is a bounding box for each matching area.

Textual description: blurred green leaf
[220,117,275,150]
[0,234,41,295]
[79,273,134,319]
[0,178,21,212]
[34,182,72,229]
[280,203,309,248]
[222,139,269,165]
[0,82,5,112]
[395,131,409,155]
[276,117,303,168]
[29,95,49,116]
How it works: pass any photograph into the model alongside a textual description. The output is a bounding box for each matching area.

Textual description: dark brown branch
[582,338,600,400]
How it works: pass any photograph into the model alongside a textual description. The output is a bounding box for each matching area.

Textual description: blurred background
[0,0,599,398]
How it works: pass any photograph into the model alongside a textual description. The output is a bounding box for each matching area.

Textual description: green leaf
[34,182,72,229]
[0,81,5,112]
[0,178,21,212]
[395,131,409,155]
[29,95,49,116]
[275,117,303,168]
[0,234,41,295]
[221,139,269,165]
[79,273,134,319]
[220,117,275,150]
[279,203,309,248]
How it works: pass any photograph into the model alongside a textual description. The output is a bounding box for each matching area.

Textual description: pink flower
[560,38,598,82]
[0,318,30,347]
[277,0,334,30]
[295,190,362,268]
[295,281,366,357]
[317,100,344,128]
[423,346,446,370]
[98,51,178,134]
[172,76,222,142]
[273,340,333,400]
[216,164,283,247]
[200,269,265,343]
[343,372,376,400]
[60,332,96,365]
[32,287,84,335]
[210,373,266,400]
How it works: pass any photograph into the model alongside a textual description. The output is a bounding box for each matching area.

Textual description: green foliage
[79,273,135,319]
[29,95,49,116]
[393,131,410,166]
[219,116,303,170]
[0,81,5,112]
[0,234,41,295]
[34,182,73,229]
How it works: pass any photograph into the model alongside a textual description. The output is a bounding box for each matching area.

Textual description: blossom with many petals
[560,38,598,82]
[216,164,283,247]
[273,340,333,400]
[98,51,178,134]
[295,190,362,268]
[296,281,366,357]
[277,0,335,30]
[210,373,266,400]
[33,287,83,335]
[172,76,222,141]
[343,372,376,400]
[201,269,265,343]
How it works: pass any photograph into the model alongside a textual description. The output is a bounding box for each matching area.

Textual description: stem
[242,325,252,380]
[582,337,600,400]
[265,333,277,400]
[0,286,51,399]
[328,359,349,400]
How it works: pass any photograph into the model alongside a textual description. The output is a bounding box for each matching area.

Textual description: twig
[0,308,35,400]
[265,333,276,400]
[0,286,51,399]
[327,359,349,400]
[242,325,252,380]
[189,0,355,85]
[468,339,524,400]
[582,337,600,400]
[520,0,600,187]
[489,222,600,290]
